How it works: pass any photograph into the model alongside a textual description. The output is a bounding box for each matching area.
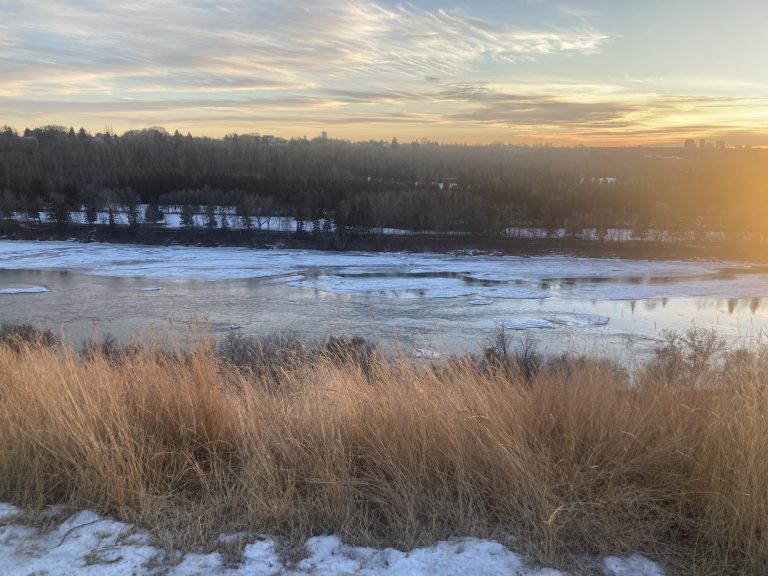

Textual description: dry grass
[0,334,766,575]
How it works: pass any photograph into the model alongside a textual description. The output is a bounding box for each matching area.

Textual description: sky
[1,0,767,145]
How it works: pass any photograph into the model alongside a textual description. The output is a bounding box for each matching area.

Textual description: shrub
[0,322,59,351]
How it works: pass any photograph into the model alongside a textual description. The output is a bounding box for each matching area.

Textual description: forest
[1,124,767,245]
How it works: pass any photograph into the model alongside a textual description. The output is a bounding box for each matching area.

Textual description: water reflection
[693,297,767,314]
[3,266,768,358]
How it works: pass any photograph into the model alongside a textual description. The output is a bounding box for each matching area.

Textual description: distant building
[699,138,706,149]
[579,176,618,185]
[716,140,726,149]
[684,139,696,149]
[321,131,328,141]
[260,135,286,145]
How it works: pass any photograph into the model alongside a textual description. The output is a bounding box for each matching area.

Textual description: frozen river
[1,240,768,358]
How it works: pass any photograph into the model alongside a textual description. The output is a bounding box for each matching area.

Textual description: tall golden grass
[0,337,766,575]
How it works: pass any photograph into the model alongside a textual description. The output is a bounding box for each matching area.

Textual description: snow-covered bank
[0,504,664,576]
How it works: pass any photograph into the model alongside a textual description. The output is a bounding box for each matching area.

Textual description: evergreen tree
[219,206,229,231]
[127,203,140,231]
[85,203,98,225]
[205,204,217,230]
[237,203,253,231]
[180,204,195,229]
[144,203,164,224]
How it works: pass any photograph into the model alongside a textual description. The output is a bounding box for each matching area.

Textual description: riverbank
[1,328,765,575]
[3,220,768,262]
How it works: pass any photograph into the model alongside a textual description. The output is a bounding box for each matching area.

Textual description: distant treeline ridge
[1,125,767,243]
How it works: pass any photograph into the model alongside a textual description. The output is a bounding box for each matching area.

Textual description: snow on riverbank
[0,504,664,576]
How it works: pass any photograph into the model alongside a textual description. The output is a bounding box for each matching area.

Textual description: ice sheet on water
[266,274,305,283]
[0,286,48,294]
[494,317,558,330]
[0,240,764,302]
[288,275,550,299]
[494,313,610,331]
[469,299,494,305]
[548,313,610,326]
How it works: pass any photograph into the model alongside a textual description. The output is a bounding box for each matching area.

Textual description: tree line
[1,124,767,242]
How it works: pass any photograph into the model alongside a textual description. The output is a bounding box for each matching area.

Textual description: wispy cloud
[0,0,765,144]
[0,0,608,96]
[431,81,768,140]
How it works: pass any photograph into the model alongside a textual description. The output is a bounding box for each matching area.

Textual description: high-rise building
[321,131,328,141]
[699,138,706,149]
[716,140,726,149]
[684,139,696,149]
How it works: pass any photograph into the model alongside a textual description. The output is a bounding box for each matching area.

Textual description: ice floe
[494,313,610,331]
[548,313,610,327]
[0,286,48,295]
[494,318,560,330]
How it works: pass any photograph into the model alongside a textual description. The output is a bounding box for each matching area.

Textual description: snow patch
[0,503,21,521]
[0,505,667,576]
[414,348,441,359]
[604,554,666,576]
[469,299,494,306]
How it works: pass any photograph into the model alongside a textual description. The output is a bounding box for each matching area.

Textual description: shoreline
[3,221,768,262]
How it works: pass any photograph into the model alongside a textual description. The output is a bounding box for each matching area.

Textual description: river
[1,240,767,359]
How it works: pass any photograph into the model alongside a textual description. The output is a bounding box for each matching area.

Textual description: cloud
[0,0,609,97]
[425,81,768,141]
[1,0,764,144]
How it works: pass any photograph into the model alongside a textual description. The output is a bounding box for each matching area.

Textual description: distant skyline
[1,0,767,145]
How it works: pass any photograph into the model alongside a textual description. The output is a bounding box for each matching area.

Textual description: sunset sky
[1,0,766,145]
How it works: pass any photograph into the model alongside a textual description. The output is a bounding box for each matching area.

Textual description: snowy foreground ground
[0,504,665,576]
